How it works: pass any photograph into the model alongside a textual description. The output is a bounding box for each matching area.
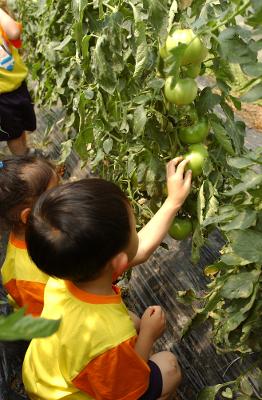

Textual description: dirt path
[234,103,262,132]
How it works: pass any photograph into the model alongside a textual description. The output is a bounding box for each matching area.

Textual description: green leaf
[229,229,262,263]
[240,377,253,396]
[134,105,147,136]
[103,138,113,154]
[147,78,165,90]
[240,82,262,102]
[0,309,60,341]
[72,21,84,50]
[227,157,255,169]
[177,289,198,305]
[224,174,262,196]
[203,206,238,227]
[81,34,91,60]
[53,35,72,51]
[222,387,233,398]
[60,139,73,164]
[72,0,87,21]
[247,0,262,27]
[130,2,149,78]
[94,35,117,94]
[196,88,221,115]
[74,126,93,160]
[220,103,245,154]
[210,120,235,156]
[221,210,257,231]
[218,28,257,65]
[148,0,168,40]
[220,252,250,266]
[241,63,262,77]
[191,223,205,264]
[197,384,224,400]
[220,271,259,299]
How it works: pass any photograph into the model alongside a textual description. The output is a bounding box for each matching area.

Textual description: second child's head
[26,179,139,282]
[0,156,58,233]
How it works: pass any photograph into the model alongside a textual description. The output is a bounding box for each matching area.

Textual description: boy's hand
[140,306,166,341]
[166,157,192,210]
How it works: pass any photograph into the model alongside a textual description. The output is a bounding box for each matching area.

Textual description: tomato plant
[165,29,207,65]
[16,0,262,397]
[164,77,198,105]
[169,217,192,240]
[179,119,209,144]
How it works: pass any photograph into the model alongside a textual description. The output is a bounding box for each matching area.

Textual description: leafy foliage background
[12,0,262,397]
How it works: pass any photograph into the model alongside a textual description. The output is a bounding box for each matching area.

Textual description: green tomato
[184,143,208,177]
[169,217,193,240]
[185,63,201,78]
[179,119,209,144]
[164,77,198,105]
[178,105,199,126]
[166,29,208,65]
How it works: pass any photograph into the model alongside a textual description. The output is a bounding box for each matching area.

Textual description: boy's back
[23,277,150,400]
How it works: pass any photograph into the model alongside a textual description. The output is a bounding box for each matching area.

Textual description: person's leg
[150,351,181,400]
[7,132,29,155]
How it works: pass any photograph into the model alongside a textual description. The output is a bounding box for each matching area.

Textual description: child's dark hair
[0,156,56,230]
[26,179,131,282]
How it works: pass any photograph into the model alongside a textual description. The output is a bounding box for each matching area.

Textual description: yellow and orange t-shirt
[1,233,49,316]
[0,23,28,93]
[23,278,150,400]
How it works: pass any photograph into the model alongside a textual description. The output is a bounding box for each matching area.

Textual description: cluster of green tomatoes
[160,29,209,240]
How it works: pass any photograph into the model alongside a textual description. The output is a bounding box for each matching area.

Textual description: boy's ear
[20,208,31,225]
[111,252,128,272]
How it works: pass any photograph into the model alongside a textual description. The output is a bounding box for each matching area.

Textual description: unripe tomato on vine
[179,119,209,144]
[165,29,207,65]
[164,77,198,105]
[184,143,209,177]
[169,217,193,240]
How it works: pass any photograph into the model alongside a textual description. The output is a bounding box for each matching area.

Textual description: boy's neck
[74,267,115,296]
[11,228,25,242]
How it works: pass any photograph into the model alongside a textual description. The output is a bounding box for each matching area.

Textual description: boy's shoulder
[42,277,137,356]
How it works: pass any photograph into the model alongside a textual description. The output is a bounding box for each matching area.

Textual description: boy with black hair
[23,157,191,400]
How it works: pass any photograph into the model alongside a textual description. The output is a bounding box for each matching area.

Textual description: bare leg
[128,310,141,333]
[7,132,29,155]
[150,351,182,400]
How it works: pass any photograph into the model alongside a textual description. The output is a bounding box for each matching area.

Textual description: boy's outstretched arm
[129,157,192,268]
[0,8,21,40]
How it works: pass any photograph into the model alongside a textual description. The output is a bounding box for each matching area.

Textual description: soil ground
[235,103,262,132]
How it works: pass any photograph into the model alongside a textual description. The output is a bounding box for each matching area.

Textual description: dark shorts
[0,81,36,141]
[139,360,163,400]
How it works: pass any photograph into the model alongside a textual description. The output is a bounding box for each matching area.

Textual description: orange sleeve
[0,22,22,48]
[4,279,45,316]
[72,336,150,400]
[10,23,22,48]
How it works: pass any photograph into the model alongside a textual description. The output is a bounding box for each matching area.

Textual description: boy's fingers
[166,157,183,175]
[176,159,189,176]
[184,169,192,185]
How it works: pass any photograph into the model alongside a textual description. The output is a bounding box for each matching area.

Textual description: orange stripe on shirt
[9,232,27,249]
[4,279,46,316]
[66,281,121,304]
[72,336,150,400]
